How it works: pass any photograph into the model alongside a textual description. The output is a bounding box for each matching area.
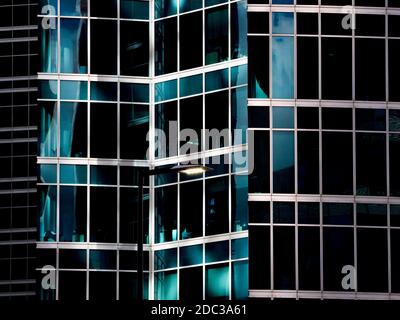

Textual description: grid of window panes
[37,0,248,300]
[248,2,400,299]
[0,0,38,300]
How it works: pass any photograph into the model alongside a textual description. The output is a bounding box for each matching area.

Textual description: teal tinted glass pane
[120,83,149,103]
[39,186,57,242]
[60,81,88,100]
[272,12,294,34]
[179,0,202,13]
[60,19,88,73]
[180,245,203,267]
[60,102,87,157]
[232,87,248,145]
[273,107,294,128]
[121,0,149,19]
[91,82,117,101]
[155,249,177,270]
[90,166,117,185]
[232,260,248,299]
[39,164,57,184]
[41,26,58,73]
[273,131,295,193]
[272,0,294,4]
[60,0,87,16]
[323,203,354,225]
[155,271,177,300]
[205,68,229,92]
[206,264,229,299]
[232,238,248,260]
[231,64,247,87]
[60,165,87,184]
[155,80,177,102]
[40,80,57,99]
[272,37,294,99]
[40,101,57,157]
[231,1,247,59]
[89,250,116,269]
[206,0,226,6]
[206,241,229,263]
[180,74,203,97]
[205,6,229,65]
[155,0,177,18]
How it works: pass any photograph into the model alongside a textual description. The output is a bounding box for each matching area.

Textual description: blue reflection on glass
[60,19,87,73]
[180,74,203,97]
[41,26,58,73]
[40,102,57,157]
[155,79,177,102]
[206,68,229,92]
[206,264,229,299]
[155,271,177,300]
[231,64,247,87]
[91,82,117,101]
[121,0,149,19]
[273,107,294,129]
[60,165,87,184]
[180,245,203,267]
[232,261,248,299]
[39,186,57,242]
[179,0,202,13]
[272,37,294,99]
[155,248,177,270]
[60,81,88,100]
[272,12,294,34]
[232,238,248,260]
[60,0,87,16]
[39,164,57,184]
[155,0,177,18]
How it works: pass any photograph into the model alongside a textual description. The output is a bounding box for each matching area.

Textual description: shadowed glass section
[39,101,57,157]
[39,186,57,242]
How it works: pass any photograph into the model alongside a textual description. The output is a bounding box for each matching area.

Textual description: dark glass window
[155,18,177,75]
[180,181,202,240]
[357,204,387,227]
[206,177,229,236]
[390,134,400,196]
[298,227,320,290]
[356,133,386,196]
[120,21,149,76]
[298,132,319,194]
[298,202,320,224]
[248,36,269,98]
[89,272,116,300]
[120,104,149,160]
[356,39,385,101]
[297,107,319,129]
[392,230,400,293]
[356,109,386,131]
[274,227,295,290]
[58,271,86,300]
[249,201,270,223]
[90,187,117,243]
[90,0,117,17]
[322,108,352,130]
[180,267,203,300]
[273,202,295,224]
[90,103,117,159]
[322,38,352,100]
[90,20,117,75]
[323,203,353,225]
[155,185,177,243]
[59,186,87,242]
[357,228,388,292]
[59,249,86,269]
[322,132,353,195]
[180,11,202,70]
[323,227,354,291]
[249,131,269,193]
[297,37,318,99]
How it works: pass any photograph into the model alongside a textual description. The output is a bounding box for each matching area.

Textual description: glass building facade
[248,1,400,300]
[37,0,248,300]
[0,0,38,300]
